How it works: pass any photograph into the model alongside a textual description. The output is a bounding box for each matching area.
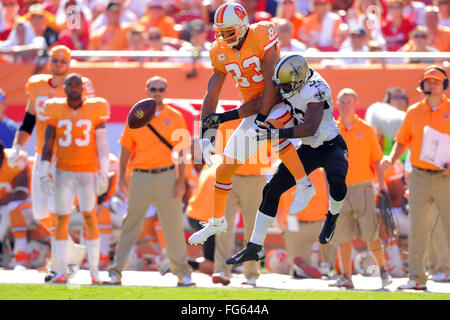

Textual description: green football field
[1,284,449,300]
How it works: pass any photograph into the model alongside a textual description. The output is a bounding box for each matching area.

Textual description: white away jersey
[284,69,340,148]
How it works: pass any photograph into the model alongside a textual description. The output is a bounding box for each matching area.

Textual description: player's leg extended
[8,202,31,267]
[52,169,77,283]
[265,106,315,214]
[77,172,101,284]
[227,163,296,264]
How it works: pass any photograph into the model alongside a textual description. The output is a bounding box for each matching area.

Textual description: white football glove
[96,172,109,195]
[199,138,215,167]
[7,144,21,167]
[39,160,53,196]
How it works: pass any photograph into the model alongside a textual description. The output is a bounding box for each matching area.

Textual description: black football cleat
[226,242,265,265]
[319,212,339,244]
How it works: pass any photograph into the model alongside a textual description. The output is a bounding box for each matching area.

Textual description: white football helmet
[213,2,249,48]
[272,54,309,99]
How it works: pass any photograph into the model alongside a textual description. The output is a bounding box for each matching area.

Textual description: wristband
[255,113,268,124]
[219,109,240,123]
[279,127,294,139]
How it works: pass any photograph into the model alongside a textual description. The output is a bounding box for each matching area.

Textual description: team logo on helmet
[234,5,246,21]
[289,64,302,78]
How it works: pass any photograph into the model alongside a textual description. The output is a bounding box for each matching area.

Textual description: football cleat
[226,242,265,265]
[188,217,227,245]
[177,275,196,287]
[212,272,230,286]
[51,273,67,284]
[91,272,102,285]
[44,270,57,283]
[102,273,121,285]
[289,180,316,214]
[318,212,339,244]
[380,268,393,288]
[397,279,427,291]
[241,276,257,286]
[9,250,31,268]
[329,275,354,289]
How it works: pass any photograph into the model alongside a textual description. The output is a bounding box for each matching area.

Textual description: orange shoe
[91,273,102,285]
[9,251,31,268]
[51,273,67,284]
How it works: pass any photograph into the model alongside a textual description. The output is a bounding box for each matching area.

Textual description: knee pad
[327,175,347,201]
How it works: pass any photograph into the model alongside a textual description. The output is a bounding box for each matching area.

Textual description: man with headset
[381,65,450,290]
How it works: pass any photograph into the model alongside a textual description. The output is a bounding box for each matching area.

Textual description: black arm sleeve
[19,112,36,135]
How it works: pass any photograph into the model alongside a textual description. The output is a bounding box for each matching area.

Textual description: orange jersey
[210,21,280,103]
[278,168,328,226]
[0,149,29,199]
[25,74,95,155]
[337,115,383,185]
[44,97,110,172]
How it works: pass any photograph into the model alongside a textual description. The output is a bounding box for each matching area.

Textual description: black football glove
[255,122,294,142]
[254,113,268,127]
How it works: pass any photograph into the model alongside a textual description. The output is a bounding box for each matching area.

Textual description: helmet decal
[234,5,247,21]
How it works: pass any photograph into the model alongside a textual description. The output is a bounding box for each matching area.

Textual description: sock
[55,239,69,274]
[250,211,275,246]
[86,238,100,274]
[329,196,345,215]
[49,236,59,272]
[213,162,240,218]
[14,238,28,253]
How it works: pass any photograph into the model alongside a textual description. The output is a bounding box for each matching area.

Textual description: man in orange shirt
[330,88,392,289]
[88,2,130,50]
[382,65,450,290]
[40,73,110,284]
[9,45,95,282]
[104,76,194,287]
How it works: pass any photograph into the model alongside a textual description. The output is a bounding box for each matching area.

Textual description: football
[127,98,157,129]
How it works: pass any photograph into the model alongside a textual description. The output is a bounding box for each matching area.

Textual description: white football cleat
[289,179,316,215]
[188,217,227,245]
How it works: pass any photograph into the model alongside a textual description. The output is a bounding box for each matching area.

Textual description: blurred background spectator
[27,3,58,48]
[90,0,136,34]
[273,0,305,41]
[298,0,348,51]
[403,0,426,26]
[56,7,90,49]
[273,18,307,52]
[0,0,20,40]
[139,0,179,39]
[399,25,438,63]
[424,5,450,51]
[381,0,416,51]
[338,25,369,64]
[88,1,130,50]
[435,0,450,26]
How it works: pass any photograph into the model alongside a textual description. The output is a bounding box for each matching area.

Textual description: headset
[419,65,449,94]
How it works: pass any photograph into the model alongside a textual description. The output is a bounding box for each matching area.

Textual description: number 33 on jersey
[43,97,110,172]
[210,21,280,103]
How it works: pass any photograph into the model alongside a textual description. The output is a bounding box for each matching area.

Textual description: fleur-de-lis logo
[314,90,326,101]
[135,109,144,119]
[289,63,301,78]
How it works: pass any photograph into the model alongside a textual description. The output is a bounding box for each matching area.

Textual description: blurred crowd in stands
[0,0,449,64]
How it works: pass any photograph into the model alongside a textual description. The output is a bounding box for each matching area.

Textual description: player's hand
[202,113,222,129]
[96,172,109,195]
[255,122,280,142]
[40,175,53,196]
[8,144,21,167]
[199,138,215,166]
[172,178,186,199]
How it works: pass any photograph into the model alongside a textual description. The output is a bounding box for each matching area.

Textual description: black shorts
[259,134,349,215]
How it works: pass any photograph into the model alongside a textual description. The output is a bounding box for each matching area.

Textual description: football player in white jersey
[226,54,349,265]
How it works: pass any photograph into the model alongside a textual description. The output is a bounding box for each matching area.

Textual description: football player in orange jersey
[189,2,315,246]
[0,141,32,268]
[40,73,110,284]
[8,45,95,282]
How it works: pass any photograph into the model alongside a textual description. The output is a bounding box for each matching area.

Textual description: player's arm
[255,45,280,119]
[118,145,131,195]
[200,69,227,124]
[9,100,36,166]
[381,142,407,170]
[95,121,110,195]
[0,169,29,206]
[255,101,324,140]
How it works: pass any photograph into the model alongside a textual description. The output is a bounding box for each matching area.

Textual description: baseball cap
[28,3,45,16]
[422,67,446,82]
[49,45,71,61]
